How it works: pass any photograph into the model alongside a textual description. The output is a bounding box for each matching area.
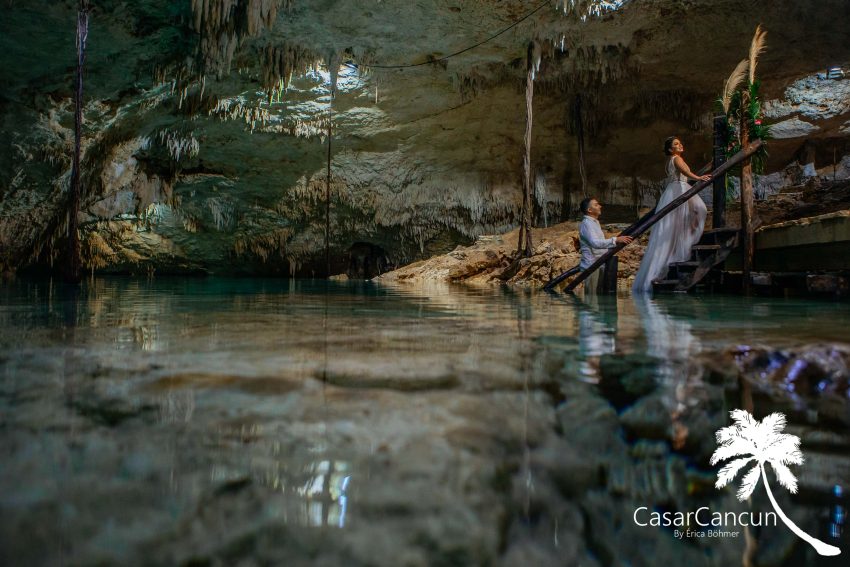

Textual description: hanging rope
[573,93,589,198]
[360,0,553,70]
[325,53,338,277]
[517,42,536,258]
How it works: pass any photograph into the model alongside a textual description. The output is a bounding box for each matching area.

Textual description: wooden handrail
[550,139,762,293]
[542,161,711,291]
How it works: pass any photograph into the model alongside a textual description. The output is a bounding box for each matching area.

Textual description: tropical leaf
[737,463,761,501]
[721,59,749,113]
[715,424,738,445]
[715,417,758,446]
[771,434,804,465]
[760,412,786,436]
[715,423,739,444]
[769,461,799,493]
[716,456,755,488]
[731,408,760,429]
[710,437,757,465]
[748,25,767,84]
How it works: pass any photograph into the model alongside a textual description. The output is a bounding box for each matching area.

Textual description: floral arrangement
[717,26,771,180]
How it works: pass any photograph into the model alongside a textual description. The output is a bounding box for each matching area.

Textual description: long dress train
[632,157,707,292]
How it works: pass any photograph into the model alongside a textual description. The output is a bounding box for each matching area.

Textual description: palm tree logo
[710,409,841,556]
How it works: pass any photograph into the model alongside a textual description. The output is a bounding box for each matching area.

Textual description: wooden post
[740,105,754,294]
[517,42,535,258]
[602,256,618,293]
[65,0,89,284]
[712,115,727,228]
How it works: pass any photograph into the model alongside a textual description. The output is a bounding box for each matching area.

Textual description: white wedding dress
[632,157,707,292]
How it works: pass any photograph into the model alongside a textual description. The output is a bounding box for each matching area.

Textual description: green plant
[716,26,771,176]
[722,81,772,174]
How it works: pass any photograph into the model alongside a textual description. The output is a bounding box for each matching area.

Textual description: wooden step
[702,227,740,235]
[699,228,740,246]
[656,240,736,293]
[652,279,688,292]
[669,261,699,269]
[665,260,699,280]
[653,228,742,293]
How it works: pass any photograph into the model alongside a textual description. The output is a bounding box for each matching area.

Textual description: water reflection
[156,389,195,424]
[300,460,352,528]
[635,296,709,449]
[573,293,618,379]
[0,277,848,565]
[832,485,846,540]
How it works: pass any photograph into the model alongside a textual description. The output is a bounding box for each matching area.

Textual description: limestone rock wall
[1,0,849,275]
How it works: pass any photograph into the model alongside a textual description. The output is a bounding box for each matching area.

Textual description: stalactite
[445,22,636,137]
[453,64,517,103]
[82,231,117,270]
[277,164,523,264]
[538,41,637,91]
[209,97,271,132]
[76,220,154,271]
[156,129,200,162]
[181,214,199,233]
[555,0,629,20]
[231,228,295,264]
[373,178,519,240]
[34,105,74,169]
[153,62,209,116]
[261,43,323,101]
[190,0,294,76]
[534,172,548,228]
[207,197,236,231]
[244,109,329,138]
[630,89,709,131]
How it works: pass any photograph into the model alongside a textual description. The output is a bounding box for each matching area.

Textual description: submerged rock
[703,343,850,427]
[730,344,850,397]
[597,353,659,409]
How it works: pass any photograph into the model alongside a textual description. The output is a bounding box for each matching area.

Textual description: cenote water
[1,277,847,566]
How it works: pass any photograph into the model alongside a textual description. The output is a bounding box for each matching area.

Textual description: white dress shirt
[579,215,616,269]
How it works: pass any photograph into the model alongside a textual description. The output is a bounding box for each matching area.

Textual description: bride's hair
[663,136,678,156]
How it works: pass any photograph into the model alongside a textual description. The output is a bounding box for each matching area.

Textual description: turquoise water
[0,277,847,565]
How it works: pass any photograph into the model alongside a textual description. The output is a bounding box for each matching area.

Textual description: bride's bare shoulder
[671,155,687,169]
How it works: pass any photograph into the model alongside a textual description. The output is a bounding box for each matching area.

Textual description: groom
[579,198,632,294]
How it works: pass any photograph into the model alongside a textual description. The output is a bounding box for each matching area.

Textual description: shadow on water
[0,276,847,565]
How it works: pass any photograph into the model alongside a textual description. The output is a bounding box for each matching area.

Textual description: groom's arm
[579,220,617,249]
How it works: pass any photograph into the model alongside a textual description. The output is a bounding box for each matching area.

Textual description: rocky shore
[377,221,648,289]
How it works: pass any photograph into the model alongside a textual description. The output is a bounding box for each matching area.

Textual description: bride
[633,137,711,292]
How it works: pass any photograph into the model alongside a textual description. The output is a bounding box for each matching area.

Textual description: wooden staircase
[549,140,763,294]
[652,227,740,292]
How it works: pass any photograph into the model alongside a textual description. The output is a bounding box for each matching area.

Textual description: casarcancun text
[633,507,778,527]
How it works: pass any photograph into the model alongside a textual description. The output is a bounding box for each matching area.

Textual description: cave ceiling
[1,0,849,274]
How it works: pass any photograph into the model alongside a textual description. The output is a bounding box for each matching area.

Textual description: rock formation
[1,0,849,276]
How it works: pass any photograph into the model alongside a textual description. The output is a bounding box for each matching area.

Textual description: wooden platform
[725,210,850,272]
